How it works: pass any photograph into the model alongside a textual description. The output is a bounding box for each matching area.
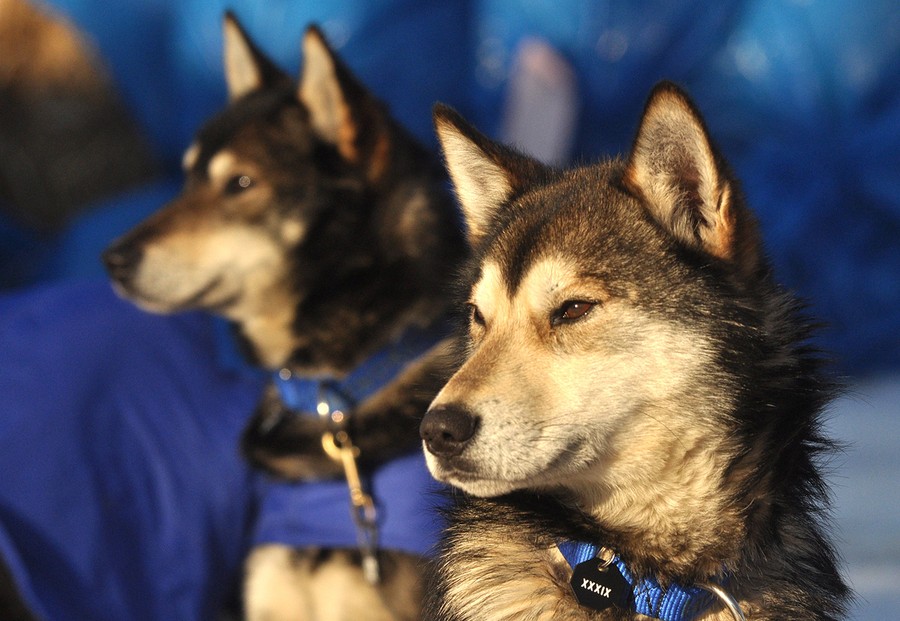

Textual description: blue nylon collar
[273,321,447,414]
[557,540,716,621]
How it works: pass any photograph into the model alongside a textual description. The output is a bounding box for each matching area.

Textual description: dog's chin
[425,441,594,498]
[109,280,173,313]
[424,452,532,498]
[446,476,524,498]
[113,276,234,315]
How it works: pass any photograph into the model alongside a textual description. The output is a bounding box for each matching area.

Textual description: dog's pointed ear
[222,12,287,100]
[299,25,376,167]
[624,82,761,276]
[434,104,546,247]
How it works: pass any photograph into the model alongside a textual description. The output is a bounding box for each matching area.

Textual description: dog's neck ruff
[557,540,743,621]
[273,321,444,415]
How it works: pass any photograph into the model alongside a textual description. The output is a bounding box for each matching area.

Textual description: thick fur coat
[105,15,464,621]
[419,83,850,620]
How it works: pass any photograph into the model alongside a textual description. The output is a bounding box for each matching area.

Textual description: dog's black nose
[102,241,142,282]
[420,404,479,457]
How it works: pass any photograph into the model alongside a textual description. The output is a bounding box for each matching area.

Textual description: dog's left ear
[299,26,387,178]
[222,12,288,100]
[624,82,761,277]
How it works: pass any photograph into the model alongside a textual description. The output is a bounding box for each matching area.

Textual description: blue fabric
[263,322,451,557]
[1,1,898,617]
[557,541,716,621]
[0,281,268,620]
[0,212,54,289]
[253,452,447,556]
[686,0,900,374]
[0,279,447,619]
[468,0,744,152]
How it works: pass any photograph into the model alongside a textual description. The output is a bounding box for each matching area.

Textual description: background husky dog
[420,83,850,620]
[104,14,464,621]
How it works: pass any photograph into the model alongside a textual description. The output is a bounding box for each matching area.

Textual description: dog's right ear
[222,12,287,100]
[434,105,546,247]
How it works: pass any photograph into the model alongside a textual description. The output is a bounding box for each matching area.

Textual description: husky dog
[104,14,464,621]
[420,83,850,620]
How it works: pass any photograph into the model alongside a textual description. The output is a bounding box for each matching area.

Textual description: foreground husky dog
[420,83,850,620]
[104,14,464,621]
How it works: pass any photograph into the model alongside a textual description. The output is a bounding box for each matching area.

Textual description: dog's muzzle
[103,240,143,287]
[420,404,479,457]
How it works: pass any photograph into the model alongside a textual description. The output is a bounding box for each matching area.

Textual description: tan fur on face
[206,149,307,240]
[122,216,297,365]
[110,147,310,366]
[207,151,240,187]
[426,255,741,567]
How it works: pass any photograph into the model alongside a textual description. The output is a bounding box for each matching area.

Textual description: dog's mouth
[428,436,590,498]
[121,275,235,313]
[430,456,479,479]
[426,453,491,487]
[436,467,525,497]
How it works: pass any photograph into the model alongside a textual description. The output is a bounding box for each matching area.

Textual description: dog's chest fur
[423,85,849,620]
[426,507,751,621]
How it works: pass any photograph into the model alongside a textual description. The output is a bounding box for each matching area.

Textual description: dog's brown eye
[225,174,253,194]
[553,300,594,325]
[467,303,485,327]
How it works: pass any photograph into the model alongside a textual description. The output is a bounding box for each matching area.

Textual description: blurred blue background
[0,0,897,619]
[3,0,898,376]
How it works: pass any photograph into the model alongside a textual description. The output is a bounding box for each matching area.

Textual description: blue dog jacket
[0,281,267,621]
[0,280,448,620]
[253,453,447,556]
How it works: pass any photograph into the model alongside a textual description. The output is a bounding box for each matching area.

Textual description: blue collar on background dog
[557,540,717,621]
[272,321,446,414]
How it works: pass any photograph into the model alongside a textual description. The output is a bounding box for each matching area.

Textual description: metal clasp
[697,582,747,621]
[318,388,381,585]
[596,547,616,570]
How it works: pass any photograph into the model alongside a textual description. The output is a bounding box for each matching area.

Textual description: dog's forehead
[471,261,504,314]
[486,163,639,291]
[186,86,307,176]
[518,254,582,303]
[207,150,240,180]
[473,254,581,314]
[181,142,250,183]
